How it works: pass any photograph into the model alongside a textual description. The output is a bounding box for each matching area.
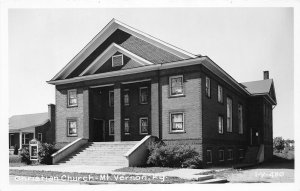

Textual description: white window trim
[218,150,225,162]
[205,77,211,98]
[139,117,149,135]
[112,54,124,67]
[228,149,233,161]
[227,97,233,132]
[38,133,43,142]
[238,104,243,134]
[239,149,245,159]
[218,85,223,103]
[124,118,130,135]
[109,90,114,107]
[218,115,224,134]
[109,120,115,136]
[124,89,130,106]
[170,112,185,133]
[206,150,212,164]
[169,75,184,97]
[67,89,78,107]
[139,87,148,104]
[67,119,78,137]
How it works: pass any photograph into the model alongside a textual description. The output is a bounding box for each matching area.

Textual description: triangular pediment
[80,43,153,76]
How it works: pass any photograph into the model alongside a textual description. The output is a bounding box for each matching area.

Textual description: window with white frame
[112,54,123,67]
[139,87,148,104]
[218,85,223,103]
[139,117,148,134]
[206,150,212,163]
[22,133,31,145]
[67,119,78,136]
[109,90,114,107]
[169,75,184,96]
[67,89,77,107]
[238,104,243,134]
[124,89,130,106]
[124,118,130,135]
[109,120,115,136]
[205,77,211,98]
[170,112,184,132]
[218,115,224,134]
[37,133,43,142]
[228,149,233,160]
[218,150,224,161]
[226,97,233,132]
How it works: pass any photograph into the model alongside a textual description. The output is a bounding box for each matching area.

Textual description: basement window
[228,149,233,161]
[206,150,212,164]
[218,150,224,162]
[112,54,123,67]
[109,120,115,136]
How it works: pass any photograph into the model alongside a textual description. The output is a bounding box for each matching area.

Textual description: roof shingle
[9,112,49,131]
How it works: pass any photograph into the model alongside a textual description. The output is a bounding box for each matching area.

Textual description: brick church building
[47,19,276,166]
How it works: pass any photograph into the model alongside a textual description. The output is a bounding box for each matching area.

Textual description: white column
[19,132,22,149]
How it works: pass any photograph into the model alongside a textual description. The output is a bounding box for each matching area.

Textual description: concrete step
[197,178,228,184]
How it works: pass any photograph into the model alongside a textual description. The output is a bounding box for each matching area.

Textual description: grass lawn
[9,169,187,184]
[114,167,176,173]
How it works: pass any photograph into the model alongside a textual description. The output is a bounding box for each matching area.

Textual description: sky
[8,8,294,139]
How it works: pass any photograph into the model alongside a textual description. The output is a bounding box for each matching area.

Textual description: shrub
[273,137,285,152]
[147,142,203,168]
[39,143,57,164]
[20,147,31,165]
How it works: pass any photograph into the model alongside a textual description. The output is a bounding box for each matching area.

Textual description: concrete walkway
[10,165,227,181]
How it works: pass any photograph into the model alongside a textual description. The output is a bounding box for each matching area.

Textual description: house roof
[9,112,49,131]
[241,79,273,95]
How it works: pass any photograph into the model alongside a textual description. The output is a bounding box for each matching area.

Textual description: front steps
[58,141,138,166]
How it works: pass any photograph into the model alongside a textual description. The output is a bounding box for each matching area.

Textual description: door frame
[93,118,105,142]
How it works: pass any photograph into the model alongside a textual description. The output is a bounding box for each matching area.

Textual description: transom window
[218,115,224,134]
[218,150,224,161]
[169,75,184,96]
[112,54,123,67]
[109,90,114,107]
[38,133,43,142]
[238,104,243,134]
[228,149,233,160]
[206,150,212,164]
[124,89,130,106]
[67,89,77,107]
[218,85,223,103]
[139,87,148,104]
[227,97,233,132]
[139,117,148,134]
[67,119,78,137]
[170,112,184,133]
[205,77,211,98]
[109,120,115,136]
[124,118,130,135]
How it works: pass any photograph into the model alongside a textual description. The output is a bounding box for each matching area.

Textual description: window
[228,149,233,160]
[109,90,114,107]
[9,134,14,147]
[206,150,212,164]
[218,116,224,134]
[112,54,123,67]
[67,89,77,107]
[124,118,130,135]
[169,75,184,96]
[124,89,130,106]
[218,150,224,161]
[22,133,31,145]
[139,87,148,104]
[37,133,43,142]
[205,77,211,98]
[170,112,184,133]
[239,149,245,159]
[67,119,78,136]
[139,117,148,134]
[218,85,223,103]
[109,120,115,136]
[226,97,232,132]
[238,104,243,134]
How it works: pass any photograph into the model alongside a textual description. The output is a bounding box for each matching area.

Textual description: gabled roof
[9,112,49,131]
[51,19,196,81]
[241,79,277,105]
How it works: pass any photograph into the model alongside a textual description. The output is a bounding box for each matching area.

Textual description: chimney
[263,71,269,80]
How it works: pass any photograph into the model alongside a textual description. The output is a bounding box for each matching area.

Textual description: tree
[273,137,285,152]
